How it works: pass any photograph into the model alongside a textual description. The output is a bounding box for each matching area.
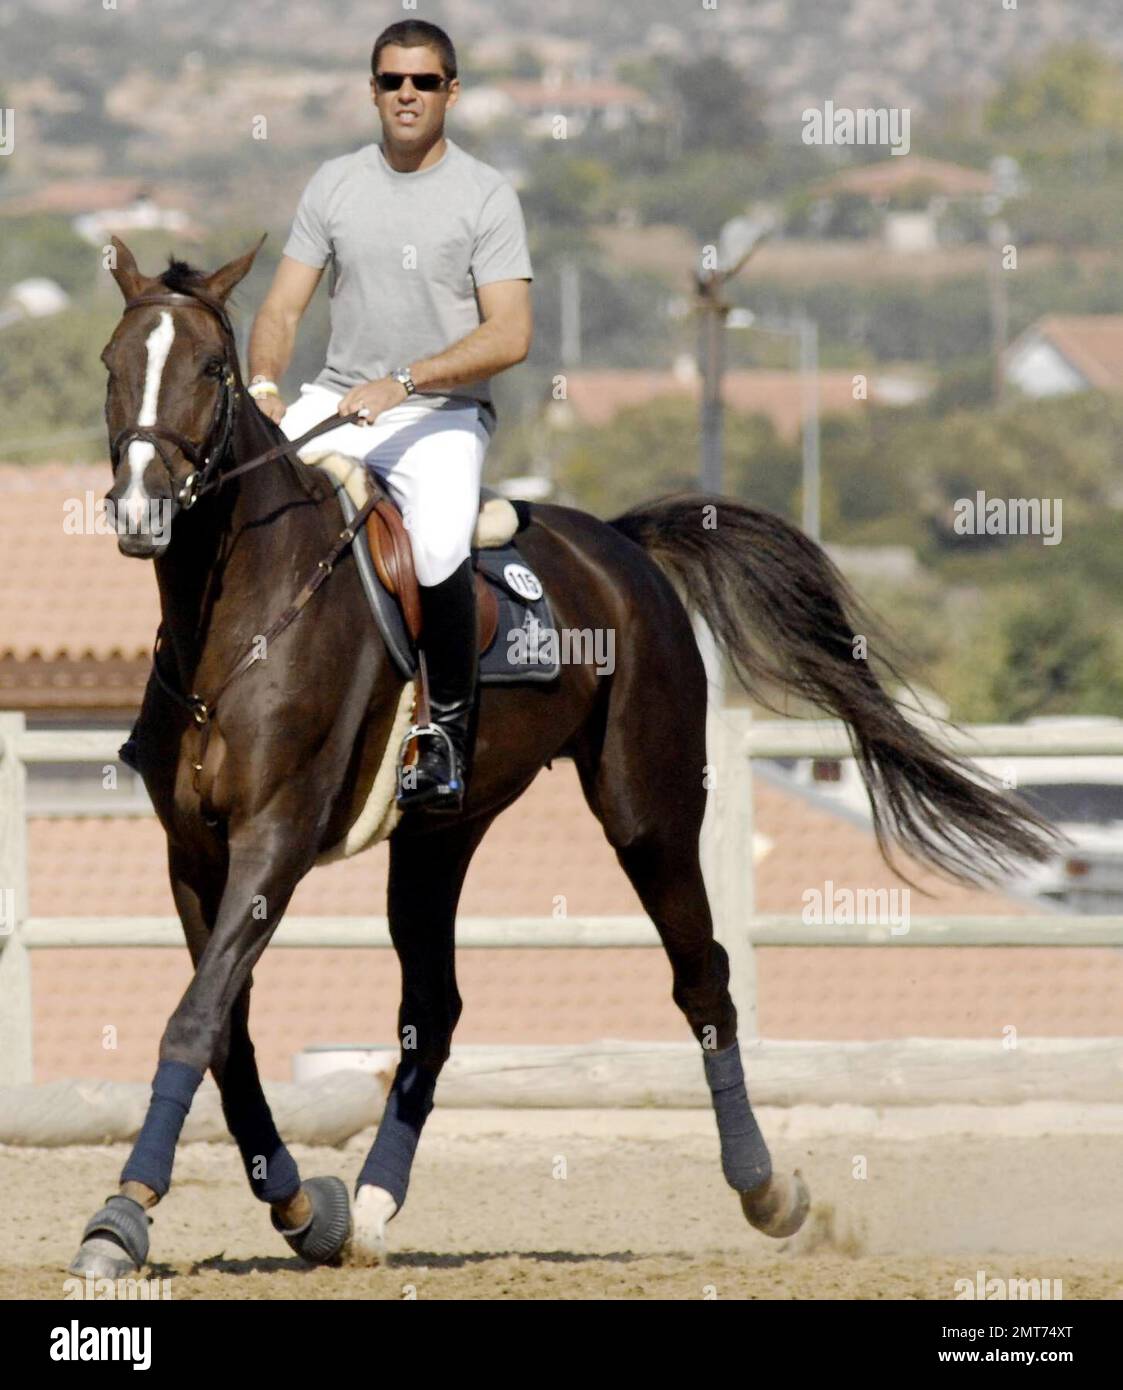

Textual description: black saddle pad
[475,544,559,684]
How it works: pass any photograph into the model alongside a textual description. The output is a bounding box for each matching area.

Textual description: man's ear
[205,233,268,303]
[108,235,151,301]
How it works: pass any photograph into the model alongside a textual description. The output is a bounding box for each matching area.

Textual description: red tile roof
[0,178,188,218]
[816,155,992,200]
[552,369,870,439]
[497,80,651,109]
[0,466,158,662]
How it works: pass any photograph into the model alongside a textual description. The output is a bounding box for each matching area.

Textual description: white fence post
[0,712,32,1084]
[701,704,759,1038]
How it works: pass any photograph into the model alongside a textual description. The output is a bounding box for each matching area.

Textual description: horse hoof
[68,1194,151,1276]
[740,1169,810,1238]
[68,1237,140,1279]
[271,1176,351,1266]
[345,1185,397,1266]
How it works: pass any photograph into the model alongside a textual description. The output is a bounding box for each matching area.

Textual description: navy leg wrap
[120,1060,204,1197]
[356,1060,437,1210]
[703,1041,772,1193]
[222,1093,301,1204]
[218,1036,301,1204]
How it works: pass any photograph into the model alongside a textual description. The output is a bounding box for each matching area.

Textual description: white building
[1004,316,1123,398]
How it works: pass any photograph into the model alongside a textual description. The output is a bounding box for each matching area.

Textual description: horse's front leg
[164,849,314,1232]
[348,814,495,1265]
[68,829,346,1276]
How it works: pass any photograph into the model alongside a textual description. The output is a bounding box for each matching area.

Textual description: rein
[116,285,375,792]
[152,486,379,791]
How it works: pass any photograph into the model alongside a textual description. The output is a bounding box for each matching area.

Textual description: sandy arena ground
[3,1108,1122,1300]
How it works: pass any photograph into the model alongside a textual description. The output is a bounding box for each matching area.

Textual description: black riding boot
[396,558,479,814]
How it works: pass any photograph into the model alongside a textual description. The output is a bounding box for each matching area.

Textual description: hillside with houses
[2,1,1123,722]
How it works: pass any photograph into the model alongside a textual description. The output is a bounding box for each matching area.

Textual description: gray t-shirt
[283,137,533,434]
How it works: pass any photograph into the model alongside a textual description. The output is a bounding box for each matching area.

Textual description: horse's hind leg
[609,830,808,1236]
[575,685,809,1237]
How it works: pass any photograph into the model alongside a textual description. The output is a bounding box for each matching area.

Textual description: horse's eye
[204,358,226,378]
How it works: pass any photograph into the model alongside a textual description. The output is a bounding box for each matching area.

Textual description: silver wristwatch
[391,366,417,396]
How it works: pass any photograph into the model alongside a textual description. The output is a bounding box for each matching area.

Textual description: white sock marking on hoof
[346,1185,398,1266]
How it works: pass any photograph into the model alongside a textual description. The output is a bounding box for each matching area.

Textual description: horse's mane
[159,258,210,294]
[159,257,245,319]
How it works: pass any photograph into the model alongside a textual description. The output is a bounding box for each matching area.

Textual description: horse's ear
[108,235,149,300]
[204,233,268,303]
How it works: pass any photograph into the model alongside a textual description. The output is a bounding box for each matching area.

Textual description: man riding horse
[242,19,531,812]
[71,18,1058,1280]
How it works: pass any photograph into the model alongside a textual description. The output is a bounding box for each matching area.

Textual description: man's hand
[253,393,287,425]
[339,376,409,424]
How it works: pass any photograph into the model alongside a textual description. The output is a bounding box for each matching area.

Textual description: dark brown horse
[70,237,1054,1275]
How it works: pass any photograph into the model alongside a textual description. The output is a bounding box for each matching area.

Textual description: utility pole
[986,156,1022,407]
[697,272,728,495]
[694,212,774,495]
[559,256,581,368]
[799,314,821,541]
[987,215,1010,404]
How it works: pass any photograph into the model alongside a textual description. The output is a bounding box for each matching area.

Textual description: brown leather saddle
[365,493,499,653]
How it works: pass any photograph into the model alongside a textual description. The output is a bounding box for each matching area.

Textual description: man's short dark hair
[372,20,457,81]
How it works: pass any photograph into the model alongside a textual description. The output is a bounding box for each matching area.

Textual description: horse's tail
[609,493,1058,885]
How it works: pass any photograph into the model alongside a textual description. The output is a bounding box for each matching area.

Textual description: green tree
[0,303,119,460]
[950,583,1123,721]
[550,397,799,519]
[520,156,613,232]
[0,216,94,297]
[670,56,767,155]
[611,150,764,240]
[986,43,1123,136]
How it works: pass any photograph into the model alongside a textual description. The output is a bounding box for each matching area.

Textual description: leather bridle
[110,288,241,510]
[109,282,383,797]
[110,285,364,508]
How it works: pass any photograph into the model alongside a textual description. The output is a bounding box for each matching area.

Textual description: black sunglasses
[374,72,449,93]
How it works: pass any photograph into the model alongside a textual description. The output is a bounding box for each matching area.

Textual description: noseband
[110,288,241,510]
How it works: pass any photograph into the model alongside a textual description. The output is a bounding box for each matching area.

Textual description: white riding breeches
[279,382,489,587]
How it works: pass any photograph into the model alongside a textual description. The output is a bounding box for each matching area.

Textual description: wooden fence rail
[2,708,1121,1094]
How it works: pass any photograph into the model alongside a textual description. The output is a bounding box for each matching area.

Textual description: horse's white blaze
[121,311,175,531]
